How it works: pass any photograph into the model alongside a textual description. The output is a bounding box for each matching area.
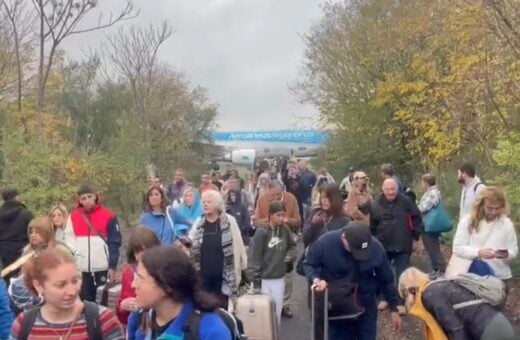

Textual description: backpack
[184,308,246,340]
[452,273,506,309]
[18,301,102,340]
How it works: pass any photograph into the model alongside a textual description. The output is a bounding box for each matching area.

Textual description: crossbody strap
[81,213,108,246]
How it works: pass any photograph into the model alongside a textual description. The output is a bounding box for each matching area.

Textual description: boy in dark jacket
[304,222,402,340]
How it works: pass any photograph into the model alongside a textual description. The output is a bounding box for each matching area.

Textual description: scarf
[190,212,237,297]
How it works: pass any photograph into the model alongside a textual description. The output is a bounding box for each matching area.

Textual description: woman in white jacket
[452,186,518,280]
[189,189,247,310]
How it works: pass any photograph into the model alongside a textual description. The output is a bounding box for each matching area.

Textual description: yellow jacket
[410,281,449,340]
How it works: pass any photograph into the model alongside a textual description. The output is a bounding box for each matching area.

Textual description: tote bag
[424,201,453,233]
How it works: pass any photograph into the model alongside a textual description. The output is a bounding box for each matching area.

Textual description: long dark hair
[145,187,169,213]
[141,246,219,310]
[320,183,344,218]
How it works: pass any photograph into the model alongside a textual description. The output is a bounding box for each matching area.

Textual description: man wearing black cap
[304,222,402,340]
[0,188,32,285]
[62,183,121,302]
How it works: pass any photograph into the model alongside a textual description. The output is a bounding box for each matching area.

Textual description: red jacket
[116,266,135,325]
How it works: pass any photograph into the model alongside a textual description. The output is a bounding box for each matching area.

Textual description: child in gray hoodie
[247,200,297,324]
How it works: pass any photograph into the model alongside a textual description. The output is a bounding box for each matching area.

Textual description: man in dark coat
[0,189,32,286]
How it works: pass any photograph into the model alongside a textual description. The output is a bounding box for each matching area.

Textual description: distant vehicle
[211,130,326,165]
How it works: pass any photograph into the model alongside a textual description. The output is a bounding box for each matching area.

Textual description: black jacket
[370,193,422,252]
[422,280,501,340]
[0,201,32,256]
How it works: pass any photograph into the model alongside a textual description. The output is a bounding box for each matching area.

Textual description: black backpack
[18,301,103,340]
[184,308,246,340]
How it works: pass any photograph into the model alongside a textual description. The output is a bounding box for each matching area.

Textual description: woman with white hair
[189,190,247,309]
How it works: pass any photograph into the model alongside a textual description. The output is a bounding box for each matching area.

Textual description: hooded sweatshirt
[140,207,192,246]
[0,200,32,257]
[176,192,203,234]
[247,224,297,282]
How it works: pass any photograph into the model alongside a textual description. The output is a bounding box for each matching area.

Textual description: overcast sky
[62,0,328,131]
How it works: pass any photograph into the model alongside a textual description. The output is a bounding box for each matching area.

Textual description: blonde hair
[397,267,430,312]
[28,217,56,247]
[469,186,509,233]
[48,204,69,230]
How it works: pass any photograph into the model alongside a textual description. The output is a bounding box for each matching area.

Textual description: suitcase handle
[311,284,328,340]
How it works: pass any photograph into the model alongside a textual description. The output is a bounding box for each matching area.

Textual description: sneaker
[377,301,389,311]
[282,306,293,318]
[397,305,407,315]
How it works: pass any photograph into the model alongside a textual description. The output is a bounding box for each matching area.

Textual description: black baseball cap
[343,222,373,261]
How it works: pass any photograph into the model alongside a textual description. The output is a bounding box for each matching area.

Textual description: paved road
[279,249,430,340]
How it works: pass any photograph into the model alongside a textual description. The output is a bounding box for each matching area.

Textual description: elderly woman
[450,186,518,279]
[189,190,247,309]
[398,267,515,340]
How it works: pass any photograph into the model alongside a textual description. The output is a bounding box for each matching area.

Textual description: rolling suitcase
[311,285,328,340]
[95,281,121,311]
[235,290,278,340]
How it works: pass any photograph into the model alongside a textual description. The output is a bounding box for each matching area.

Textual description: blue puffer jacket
[0,279,14,340]
[127,300,231,340]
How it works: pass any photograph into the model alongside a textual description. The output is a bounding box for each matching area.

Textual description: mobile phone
[495,249,509,258]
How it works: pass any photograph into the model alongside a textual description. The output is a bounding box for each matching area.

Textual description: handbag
[424,201,453,233]
[327,264,365,320]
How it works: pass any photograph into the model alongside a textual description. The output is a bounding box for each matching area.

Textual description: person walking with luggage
[9,248,124,339]
[254,180,301,318]
[63,183,122,302]
[116,227,161,326]
[398,267,516,340]
[127,246,232,340]
[450,186,517,279]
[140,186,193,245]
[0,188,32,286]
[371,178,423,313]
[304,222,402,340]
[189,190,247,310]
[247,201,297,324]
[418,174,447,277]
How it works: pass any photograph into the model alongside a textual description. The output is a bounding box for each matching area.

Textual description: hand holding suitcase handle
[311,281,329,340]
[312,278,327,292]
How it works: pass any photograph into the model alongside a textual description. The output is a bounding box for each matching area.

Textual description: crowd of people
[0,159,517,339]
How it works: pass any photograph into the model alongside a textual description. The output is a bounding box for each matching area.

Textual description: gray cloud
[61,0,325,131]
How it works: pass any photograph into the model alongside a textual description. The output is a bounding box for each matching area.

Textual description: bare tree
[31,0,138,110]
[103,21,173,151]
[0,0,35,111]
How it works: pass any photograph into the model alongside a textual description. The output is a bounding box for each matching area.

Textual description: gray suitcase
[311,285,329,340]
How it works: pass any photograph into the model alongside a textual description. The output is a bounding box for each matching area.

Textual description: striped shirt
[9,305,124,340]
